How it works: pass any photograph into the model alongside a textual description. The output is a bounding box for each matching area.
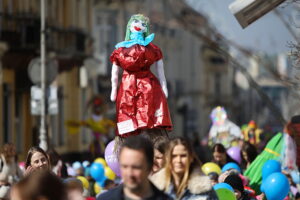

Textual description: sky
[185,0,297,55]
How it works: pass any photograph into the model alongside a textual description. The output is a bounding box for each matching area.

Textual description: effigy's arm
[155,59,168,98]
[110,63,119,102]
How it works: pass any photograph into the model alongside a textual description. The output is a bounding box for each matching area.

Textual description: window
[2,83,12,143]
[58,86,65,146]
[15,92,23,152]
[214,72,221,99]
[81,88,88,144]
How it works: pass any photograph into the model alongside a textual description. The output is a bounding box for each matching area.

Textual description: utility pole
[39,0,47,151]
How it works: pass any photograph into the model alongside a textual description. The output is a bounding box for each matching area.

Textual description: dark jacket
[239,192,257,200]
[97,182,172,200]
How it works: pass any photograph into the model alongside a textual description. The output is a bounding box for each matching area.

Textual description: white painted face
[130,19,147,33]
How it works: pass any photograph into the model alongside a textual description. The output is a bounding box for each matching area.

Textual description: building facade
[0,0,93,160]
[0,0,238,160]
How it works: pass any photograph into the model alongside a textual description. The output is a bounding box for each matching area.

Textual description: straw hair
[125,14,150,41]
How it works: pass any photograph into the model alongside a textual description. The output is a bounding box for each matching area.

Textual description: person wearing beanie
[224,174,255,200]
[285,115,300,167]
[208,172,219,186]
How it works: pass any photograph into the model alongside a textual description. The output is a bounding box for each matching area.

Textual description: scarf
[115,32,155,49]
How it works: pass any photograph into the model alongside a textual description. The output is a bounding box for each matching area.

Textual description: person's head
[218,168,240,183]
[125,14,150,41]
[241,142,257,164]
[212,143,227,166]
[75,167,84,177]
[119,136,154,192]
[224,174,244,199]
[103,179,116,190]
[164,137,200,196]
[208,172,219,186]
[0,143,16,162]
[64,178,85,200]
[25,146,50,171]
[152,136,169,173]
[46,148,68,178]
[46,148,60,167]
[10,170,66,200]
[285,115,300,136]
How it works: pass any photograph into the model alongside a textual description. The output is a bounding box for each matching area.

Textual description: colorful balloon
[19,162,25,171]
[215,188,236,200]
[82,160,90,168]
[210,106,227,125]
[97,179,106,188]
[262,160,281,180]
[84,166,91,177]
[260,180,265,193]
[201,162,222,175]
[105,167,116,180]
[90,163,105,182]
[213,183,234,192]
[67,166,76,177]
[94,157,107,167]
[72,161,82,170]
[105,140,121,177]
[222,162,241,173]
[94,182,102,194]
[263,172,290,200]
[77,176,89,189]
[227,146,242,164]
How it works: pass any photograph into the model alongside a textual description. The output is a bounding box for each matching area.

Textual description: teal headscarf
[115,32,154,48]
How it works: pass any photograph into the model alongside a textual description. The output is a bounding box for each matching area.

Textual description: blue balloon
[213,183,234,192]
[262,160,281,180]
[264,172,290,200]
[84,166,91,177]
[260,179,265,193]
[90,163,105,182]
[222,162,241,173]
[72,161,82,170]
[82,160,90,168]
[97,177,107,187]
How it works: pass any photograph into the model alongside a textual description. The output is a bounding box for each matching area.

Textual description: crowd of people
[0,126,299,200]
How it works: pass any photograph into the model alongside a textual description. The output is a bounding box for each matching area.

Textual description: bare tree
[166,0,287,125]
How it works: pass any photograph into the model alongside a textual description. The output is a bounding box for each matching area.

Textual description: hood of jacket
[149,167,213,195]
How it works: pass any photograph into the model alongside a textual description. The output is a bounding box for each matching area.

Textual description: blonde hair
[164,137,201,197]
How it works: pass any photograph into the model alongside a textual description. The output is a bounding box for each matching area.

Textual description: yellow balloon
[94,182,102,194]
[77,176,89,189]
[201,162,221,175]
[105,167,116,180]
[94,157,107,167]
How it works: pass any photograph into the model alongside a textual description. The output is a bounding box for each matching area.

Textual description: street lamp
[229,0,287,28]
[40,0,47,151]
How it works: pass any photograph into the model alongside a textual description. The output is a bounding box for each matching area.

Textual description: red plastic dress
[110,43,173,137]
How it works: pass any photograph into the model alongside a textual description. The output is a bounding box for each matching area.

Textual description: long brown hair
[25,146,50,170]
[164,137,201,197]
